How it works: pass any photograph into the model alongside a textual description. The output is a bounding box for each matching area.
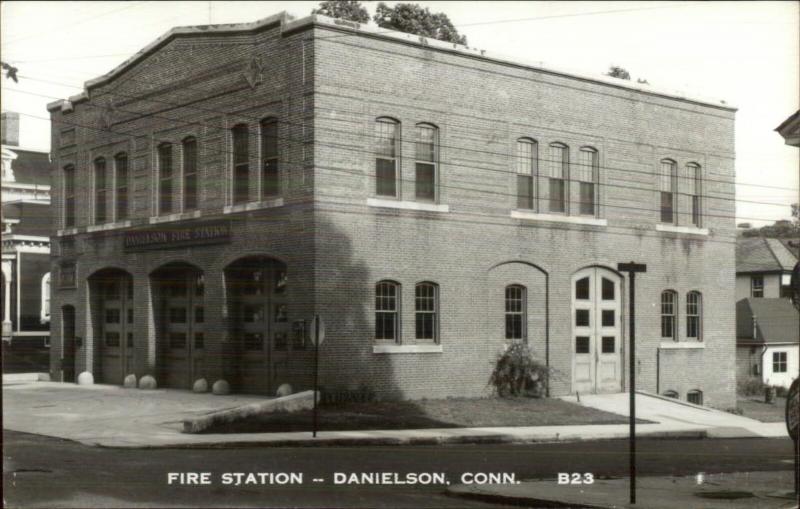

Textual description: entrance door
[229,258,288,395]
[98,275,133,384]
[572,267,622,394]
[62,306,76,383]
[159,270,205,389]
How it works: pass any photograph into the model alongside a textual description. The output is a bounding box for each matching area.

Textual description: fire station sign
[124,221,231,251]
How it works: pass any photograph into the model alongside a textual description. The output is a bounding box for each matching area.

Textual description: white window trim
[373,344,443,354]
[511,209,607,226]
[659,341,705,350]
[40,272,50,324]
[655,224,709,236]
[367,197,449,213]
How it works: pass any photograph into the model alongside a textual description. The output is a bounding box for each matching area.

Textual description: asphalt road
[2,430,796,508]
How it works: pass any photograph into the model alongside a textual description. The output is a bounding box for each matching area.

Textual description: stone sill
[367,198,450,213]
[373,344,443,354]
[655,224,709,236]
[86,220,132,232]
[56,227,79,237]
[149,210,202,224]
[224,198,284,214]
[659,341,705,350]
[511,210,607,227]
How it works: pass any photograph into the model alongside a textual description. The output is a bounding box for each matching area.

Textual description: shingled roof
[736,298,799,344]
[736,237,797,274]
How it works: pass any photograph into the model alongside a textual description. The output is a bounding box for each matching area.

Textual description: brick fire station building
[48,12,737,407]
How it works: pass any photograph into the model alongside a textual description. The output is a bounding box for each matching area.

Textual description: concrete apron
[560,391,789,438]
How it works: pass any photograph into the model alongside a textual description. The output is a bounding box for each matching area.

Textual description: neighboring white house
[736,298,798,388]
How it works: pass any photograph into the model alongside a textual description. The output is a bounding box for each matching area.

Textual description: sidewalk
[447,470,799,509]
[1,380,789,449]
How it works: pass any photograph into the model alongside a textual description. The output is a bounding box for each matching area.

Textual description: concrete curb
[446,484,612,509]
[182,390,318,433]
[102,429,709,450]
[2,372,50,383]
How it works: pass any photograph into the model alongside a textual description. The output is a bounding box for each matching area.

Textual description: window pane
[234,166,249,204]
[105,332,121,347]
[602,336,615,353]
[115,155,128,220]
[376,159,397,196]
[602,310,615,327]
[415,162,435,201]
[575,277,590,300]
[375,120,397,158]
[160,178,173,214]
[660,192,673,223]
[517,174,533,209]
[415,125,435,162]
[575,309,590,327]
[601,278,615,300]
[549,178,565,212]
[263,159,279,197]
[516,140,533,175]
[579,182,595,215]
[244,332,263,350]
[576,148,596,182]
[169,332,186,349]
[575,336,590,354]
[233,126,249,165]
[549,144,566,179]
[184,174,197,210]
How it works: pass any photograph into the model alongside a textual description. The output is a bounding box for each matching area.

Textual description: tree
[606,65,631,80]
[373,2,467,45]
[312,0,369,23]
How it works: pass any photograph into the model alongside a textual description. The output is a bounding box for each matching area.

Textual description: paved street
[3,430,795,508]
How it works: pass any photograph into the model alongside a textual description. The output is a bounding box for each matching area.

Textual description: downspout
[656,346,660,395]
[545,272,550,397]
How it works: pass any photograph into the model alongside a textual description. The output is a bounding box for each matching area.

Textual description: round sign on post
[310,315,325,346]
[787,378,799,442]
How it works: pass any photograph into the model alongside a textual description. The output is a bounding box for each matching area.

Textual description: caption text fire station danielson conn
[167,472,518,486]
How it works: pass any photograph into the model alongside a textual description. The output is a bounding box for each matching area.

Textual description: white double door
[572,267,623,394]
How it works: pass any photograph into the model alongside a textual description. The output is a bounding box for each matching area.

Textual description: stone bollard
[193,378,208,393]
[212,379,230,395]
[123,374,137,388]
[138,375,157,390]
[276,383,293,397]
[77,371,94,386]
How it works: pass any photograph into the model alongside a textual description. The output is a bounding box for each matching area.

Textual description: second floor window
[183,137,198,210]
[505,285,526,341]
[158,143,174,214]
[261,119,279,198]
[232,124,250,204]
[687,163,701,227]
[751,276,764,297]
[661,290,677,340]
[94,157,107,223]
[375,281,399,342]
[548,143,568,213]
[375,118,399,197]
[63,165,76,228]
[114,153,128,221]
[686,291,702,340]
[659,159,677,224]
[415,123,437,201]
[577,147,598,216]
[415,282,438,341]
[516,138,537,210]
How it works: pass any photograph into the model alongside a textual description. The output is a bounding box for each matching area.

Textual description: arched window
[182,138,198,211]
[548,143,568,213]
[663,390,679,399]
[687,389,703,405]
[375,281,400,342]
[415,123,438,201]
[114,153,129,220]
[158,143,174,214]
[63,165,76,228]
[686,291,702,340]
[661,290,677,341]
[415,282,438,342]
[686,162,701,226]
[516,138,538,210]
[261,118,279,198]
[94,157,107,223]
[505,284,526,341]
[375,117,399,197]
[231,124,249,204]
[577,147,599,216]
[40,273,51,324]
[659,159,677,224]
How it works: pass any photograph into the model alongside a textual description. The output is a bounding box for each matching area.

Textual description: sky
[1,1,797,226]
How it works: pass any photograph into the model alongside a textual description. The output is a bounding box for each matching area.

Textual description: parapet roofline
[47,12,737,113]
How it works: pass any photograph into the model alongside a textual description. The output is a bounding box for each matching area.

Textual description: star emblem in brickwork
[243,56,264,89]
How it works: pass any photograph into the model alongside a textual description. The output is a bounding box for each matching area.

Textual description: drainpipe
[656,346,661,395]
[545,273,550,398]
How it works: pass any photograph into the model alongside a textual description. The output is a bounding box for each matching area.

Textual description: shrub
[737,377,764,396]
[724,407,744,416]
[489,342,549,398]
[321,383,376,406]
[774,385,788,398]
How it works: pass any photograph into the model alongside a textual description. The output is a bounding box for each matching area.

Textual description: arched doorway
[571,267,623,394]
[225,256,288,395]
[151,263,205,390]
[89,269,134,385]
[61,305,76,383]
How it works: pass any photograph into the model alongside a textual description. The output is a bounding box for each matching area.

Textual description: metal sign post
[618,262,647,505]
[310,315,325,438]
